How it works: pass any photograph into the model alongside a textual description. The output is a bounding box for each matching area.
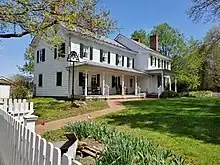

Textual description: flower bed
[64,122,185,165]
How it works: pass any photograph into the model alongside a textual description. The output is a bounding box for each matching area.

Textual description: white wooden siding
[34,38,70,97]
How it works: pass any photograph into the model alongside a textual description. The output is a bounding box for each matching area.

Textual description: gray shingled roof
[63,25,134,52]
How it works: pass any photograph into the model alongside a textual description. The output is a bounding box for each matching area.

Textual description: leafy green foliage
[189,91,213,97]
[17,47,34,75]
[0,0,118,39]
[131,29,147,44]
[160,91,179,98]
[98,98,220,165]
[64,122,185,165]
[146,23,188,57]
[10,74,31,99]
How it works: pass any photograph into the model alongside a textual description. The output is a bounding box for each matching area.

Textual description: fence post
[23,115,38,132]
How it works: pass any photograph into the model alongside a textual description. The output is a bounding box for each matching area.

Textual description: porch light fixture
[67,51,79,103]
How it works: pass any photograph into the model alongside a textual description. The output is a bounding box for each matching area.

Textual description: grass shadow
[105,98,220,144]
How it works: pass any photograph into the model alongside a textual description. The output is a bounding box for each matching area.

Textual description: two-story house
[31,25,177,99]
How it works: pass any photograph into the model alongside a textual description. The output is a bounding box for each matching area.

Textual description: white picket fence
[1,99,34,122]
[0,100,81,165]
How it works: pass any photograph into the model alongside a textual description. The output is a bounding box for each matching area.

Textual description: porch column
[102,72,105,95]
[122,74,125,95]
[135,76,138,95]
[175,77,177,92]
[168,76,172,91]
[85,70,88,96]
[161,71,164,92]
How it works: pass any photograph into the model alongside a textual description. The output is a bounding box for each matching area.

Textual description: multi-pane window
[54,43,65,59]
[37,49,45,63]
[167,62,169,69]
[154,57,157,67]
[38,74,43,87]
[56,72,62,86]
[127,57,132,68]
[91,74,100,87]
[116,54,122,66]
[164,61,167,69]
[102,51,108,62]
[80,43,93,59]
[83,46,90,58]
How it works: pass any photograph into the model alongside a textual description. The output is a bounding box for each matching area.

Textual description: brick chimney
[150,35,159,51]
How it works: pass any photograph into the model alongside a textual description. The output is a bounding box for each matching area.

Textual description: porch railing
[158,85,162,98]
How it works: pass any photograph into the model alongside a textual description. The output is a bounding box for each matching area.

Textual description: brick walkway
[36,99,139,134]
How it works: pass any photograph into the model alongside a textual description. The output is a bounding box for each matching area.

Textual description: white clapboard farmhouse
[31,26,177,99]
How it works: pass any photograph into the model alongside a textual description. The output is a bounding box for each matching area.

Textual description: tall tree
[188,0,220,22]
[146,23,188,58]
[131,29,147,44]
[0,0,117,39]
[17,47,34,75]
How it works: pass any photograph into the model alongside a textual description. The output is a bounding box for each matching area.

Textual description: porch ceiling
[145,69,176,76]
[68,61,147,76]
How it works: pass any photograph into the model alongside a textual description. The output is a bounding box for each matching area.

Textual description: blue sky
[0,0,215,77]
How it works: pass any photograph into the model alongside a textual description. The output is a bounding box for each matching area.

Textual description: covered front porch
[146,69,177,94]
[67,62,147,99]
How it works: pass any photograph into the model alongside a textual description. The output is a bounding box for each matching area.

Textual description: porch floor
[83,94,146,100]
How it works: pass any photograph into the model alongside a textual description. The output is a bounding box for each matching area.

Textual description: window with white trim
[83,45,90,58]
[102,51,108,62]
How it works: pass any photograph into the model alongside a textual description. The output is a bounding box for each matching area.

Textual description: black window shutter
[79,72,83,86]
[56,72,62,86]
[80,43,84,58]
[150,56,153,66]
[127,57,130,67]
[97,74,100,87]
[54,47,57,59]
[132,59,134,69]
[112,76,115,88]
[38,74,43,87]
[61,43,65,54]
[108,52,110,64]
[155,57,156,67]
[60,43,65,58]
[100,49,103,62]
[116,54,118,65]
[42,49,45,62]
[37,51,39,63]
[90,47,93,60]
[122,56,124,66]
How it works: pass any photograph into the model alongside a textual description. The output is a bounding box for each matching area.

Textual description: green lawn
[30,98,108,124]
[97,97,220,165]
